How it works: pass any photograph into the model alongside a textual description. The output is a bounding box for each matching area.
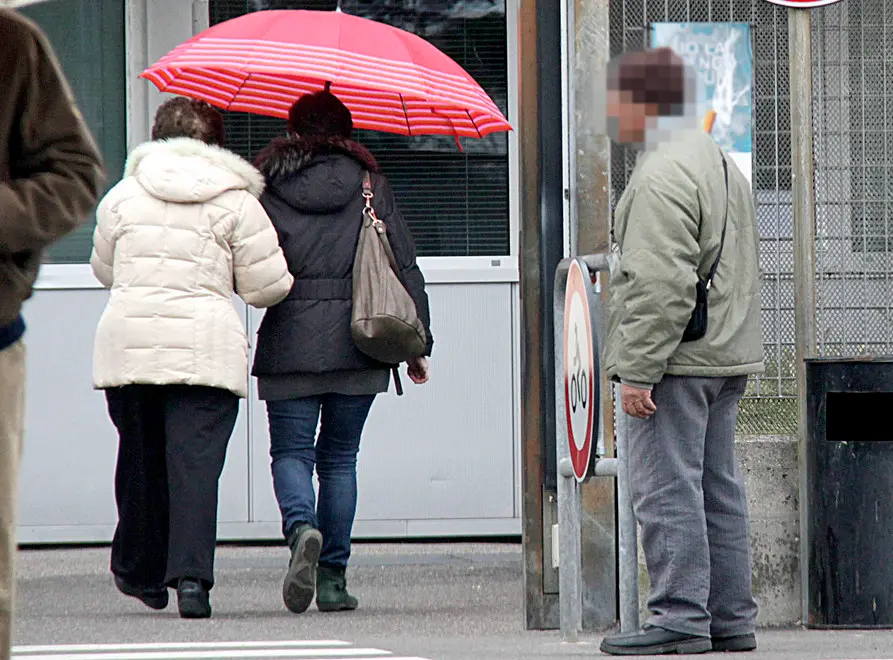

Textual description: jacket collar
[124,137,265,198]
[254,135,380,182]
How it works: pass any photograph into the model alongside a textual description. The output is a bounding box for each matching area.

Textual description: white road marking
[11,650,388,660]
[10,641,433,660]
[13,643,350,654]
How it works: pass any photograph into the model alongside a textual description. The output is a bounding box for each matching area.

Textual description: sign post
[553,257,599,641]
[553,253,641,638]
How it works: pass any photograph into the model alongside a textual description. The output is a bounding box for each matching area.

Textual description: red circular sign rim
[563,260,595,482]
[761,0,843,7]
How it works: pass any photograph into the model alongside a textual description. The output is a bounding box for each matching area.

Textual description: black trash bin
[807,357,893,628]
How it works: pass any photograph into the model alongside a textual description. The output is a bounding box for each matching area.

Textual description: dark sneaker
[600,626,712,655]
[712,633,757,653]
[176,578,211,619]
[114,575,169,610]
[283,524,323,614]
[316,564,359,612]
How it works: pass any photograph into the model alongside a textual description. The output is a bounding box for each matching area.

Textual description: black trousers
[106,384,239,589]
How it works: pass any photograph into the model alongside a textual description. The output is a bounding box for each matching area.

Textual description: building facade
[17,0,523,544]
[14,0,891,628]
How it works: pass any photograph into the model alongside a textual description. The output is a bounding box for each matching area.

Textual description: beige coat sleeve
[231,193,293,308]
[89,192,117,288]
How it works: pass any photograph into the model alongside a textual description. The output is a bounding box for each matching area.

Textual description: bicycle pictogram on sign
[569,325,588,415]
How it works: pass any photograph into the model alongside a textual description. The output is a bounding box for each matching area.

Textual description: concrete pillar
[570,0,617,632]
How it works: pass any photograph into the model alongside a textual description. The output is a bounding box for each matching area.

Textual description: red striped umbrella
[141,9,512,142]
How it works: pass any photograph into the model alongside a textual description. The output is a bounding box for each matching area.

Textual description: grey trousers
[626,375,758,638]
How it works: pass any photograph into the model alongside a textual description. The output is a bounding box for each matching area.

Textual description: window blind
[209,0,510,257]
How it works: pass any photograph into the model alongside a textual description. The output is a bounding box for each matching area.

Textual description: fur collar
[254,135,380,182]
[125,137,265,198]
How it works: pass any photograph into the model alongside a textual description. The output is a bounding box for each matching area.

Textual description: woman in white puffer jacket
[90,98,293,620]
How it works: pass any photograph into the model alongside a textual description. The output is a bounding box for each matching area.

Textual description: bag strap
[362,172,402,277]
[705,153,730,291]
[392,365,404,396]
[362,173,410,391]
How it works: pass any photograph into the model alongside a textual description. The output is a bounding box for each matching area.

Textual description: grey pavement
[13,543,893,659]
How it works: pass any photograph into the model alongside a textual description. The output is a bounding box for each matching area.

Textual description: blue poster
[651,22,753,156]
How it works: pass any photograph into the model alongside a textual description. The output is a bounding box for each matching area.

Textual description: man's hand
[407,356,430,384]
[621,383,657,419]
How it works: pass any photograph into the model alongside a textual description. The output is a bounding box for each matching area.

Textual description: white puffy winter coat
[90,137,294,398]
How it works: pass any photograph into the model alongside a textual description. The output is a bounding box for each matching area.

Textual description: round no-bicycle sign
[563,260,595,483]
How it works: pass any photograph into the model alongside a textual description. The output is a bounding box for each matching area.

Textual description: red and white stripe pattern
[141,10,512,140]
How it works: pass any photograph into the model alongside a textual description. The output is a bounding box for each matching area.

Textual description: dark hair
[151,97,225,146]
[287,91,353,140]
[607,48,688,117]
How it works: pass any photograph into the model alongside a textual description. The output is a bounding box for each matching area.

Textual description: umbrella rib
[466,109,483,140]
[226,71,253,113]
[399,93,412,137]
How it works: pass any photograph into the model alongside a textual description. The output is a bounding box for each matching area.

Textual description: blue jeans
[266,394,375,567]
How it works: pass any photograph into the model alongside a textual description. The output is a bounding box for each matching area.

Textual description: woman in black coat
[252,91,433,615]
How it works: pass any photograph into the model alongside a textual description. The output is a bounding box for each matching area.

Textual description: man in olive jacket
[600,49,763,656]
[0,9,104,656]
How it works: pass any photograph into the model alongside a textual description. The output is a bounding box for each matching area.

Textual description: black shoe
[282,523,323,614]
[600,626,712,656]
[176,578,211,619]
[114,575,169,610]
[712,633,757,653]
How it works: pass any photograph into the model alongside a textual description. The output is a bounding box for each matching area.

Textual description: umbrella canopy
[141,9,511,141]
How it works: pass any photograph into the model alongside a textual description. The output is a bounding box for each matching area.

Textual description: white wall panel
[16,289,251,541]
[249,283,517,530]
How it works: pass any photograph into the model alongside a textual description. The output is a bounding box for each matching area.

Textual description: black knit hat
[287,90,353,139]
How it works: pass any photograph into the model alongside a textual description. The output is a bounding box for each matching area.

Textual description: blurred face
[606,89,660,145]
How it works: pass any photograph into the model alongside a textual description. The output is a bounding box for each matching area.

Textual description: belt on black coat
[284,278,352,301]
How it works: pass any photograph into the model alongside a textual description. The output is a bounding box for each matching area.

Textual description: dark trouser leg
[316,394,375,568]
[162,385,238,588]
[267,397,323,538]
[626,376,713,637]
[107,385,169,588]
[703,376,759,636]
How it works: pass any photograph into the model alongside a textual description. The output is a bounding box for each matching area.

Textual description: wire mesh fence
[811,2,893,360]
[608,0,796,435]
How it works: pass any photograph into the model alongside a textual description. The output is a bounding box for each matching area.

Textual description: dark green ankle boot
[282,524,322,614]
[316,564,358,612]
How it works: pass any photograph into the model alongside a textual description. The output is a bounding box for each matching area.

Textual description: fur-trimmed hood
[254,135,379,181]
[125,137,265,204]
[254,135,380,215]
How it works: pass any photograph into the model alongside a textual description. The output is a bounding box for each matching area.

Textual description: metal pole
[789,7,817,625]
[561,0,579,258]
[554,261,583,642]
[125,0,150,151]
[556,465,583,642]
[614,384,640,633]
[191,0,209,34]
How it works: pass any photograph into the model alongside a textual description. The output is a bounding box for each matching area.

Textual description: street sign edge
[761,0,843,8]
[562,259,595,483]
